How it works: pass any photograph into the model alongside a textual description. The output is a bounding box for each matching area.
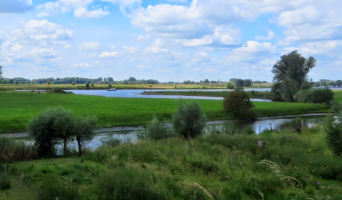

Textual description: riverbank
[3,127,342,199]
[0,92,330,133]
[142,90,273,99]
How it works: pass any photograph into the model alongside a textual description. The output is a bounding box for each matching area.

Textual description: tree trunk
[63,138,67,158]
[76,137,82,157]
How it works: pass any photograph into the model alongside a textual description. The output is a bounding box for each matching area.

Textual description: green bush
[225,82,236,89]
[0,173,10,190]
[325,115,342,157]
[72,82,75,85]
[143,116,172,140]
[296,88,334,104]
[172,101,207,139]
[223,91,256,120]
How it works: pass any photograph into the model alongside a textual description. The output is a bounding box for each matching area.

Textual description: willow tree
[271,51,316,102]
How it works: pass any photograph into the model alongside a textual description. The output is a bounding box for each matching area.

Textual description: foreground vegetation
[2,126,342,199]
[0,92,330,133]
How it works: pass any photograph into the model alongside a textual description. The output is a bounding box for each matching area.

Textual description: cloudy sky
[0,0,341,82]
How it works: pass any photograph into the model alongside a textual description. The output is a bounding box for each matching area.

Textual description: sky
[0,0,341,82]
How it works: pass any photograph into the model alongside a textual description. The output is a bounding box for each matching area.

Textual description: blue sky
[0,0,341,82]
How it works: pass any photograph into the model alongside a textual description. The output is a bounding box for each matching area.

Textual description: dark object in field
[257,140,266,149]
[293,128,301,134]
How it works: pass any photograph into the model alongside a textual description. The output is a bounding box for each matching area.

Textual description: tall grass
[0,137,38,161]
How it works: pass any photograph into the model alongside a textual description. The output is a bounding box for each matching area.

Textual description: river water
[66,88,272,101]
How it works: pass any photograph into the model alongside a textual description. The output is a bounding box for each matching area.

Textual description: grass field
[0,91,330,133]
[143,90,273,99]
[2,127,342,199]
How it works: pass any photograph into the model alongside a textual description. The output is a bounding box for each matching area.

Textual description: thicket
[223,91,256,120]
[172,101,207,139]
[296,88,334,104]
[325,115,342,157]
[28,106,97,158]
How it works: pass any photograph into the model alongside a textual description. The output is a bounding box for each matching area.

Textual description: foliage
[38,182,82,200]
[143,116,172,140]
[74,116,98,156]
[0,137,38,162]
[223,91,256,120]
[85,83,89,88]
[295,89,312,103]
[296,88,334,104]
[225,81,236,89]
[72,82,75,85]
[172,101,207,139]
[0,173,10,190]
[90,83,94,87]
[0,65,2,82]
[325,115,342,157]
[331,101,342,114]
[47,81,50,85]
[271,51,316,102]
[29,106,75,158]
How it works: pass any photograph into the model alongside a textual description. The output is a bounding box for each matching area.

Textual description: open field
[0,91,330,133]
[2,127,342,199]
[142,90,273,99]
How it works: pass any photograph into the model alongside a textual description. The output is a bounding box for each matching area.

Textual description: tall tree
[271,51,316,102]
[74,116,97,157]
[0,66,2,82]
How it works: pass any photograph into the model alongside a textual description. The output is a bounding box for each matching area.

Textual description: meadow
[142,90,273,99]
[0,91,330,133]
[2,127,342,199]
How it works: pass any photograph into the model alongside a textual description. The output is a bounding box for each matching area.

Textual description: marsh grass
[0,137,38,162]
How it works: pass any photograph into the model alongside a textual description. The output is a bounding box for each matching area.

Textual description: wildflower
[317,182,321,185]
[287,179,291,182]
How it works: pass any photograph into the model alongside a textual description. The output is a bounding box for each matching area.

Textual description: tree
[74,116,97,157]
[128,77,136,82]
[225,82,236,89]
[29,107,74,158]
[172,101,207,139]
[72,82,75,85]
[107,77,113,82]
[243,79,252,87]
[86,83,89,87]
[223,91,256,120]
[204,79,209,84]
[271,51,316,102]
[47,81,50,85]
[336,80,342,87]
[0,66,2,82]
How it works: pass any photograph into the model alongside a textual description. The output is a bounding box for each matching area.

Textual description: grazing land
[0,91,330,133]
[142,90,273,99]
[3,127,342,199]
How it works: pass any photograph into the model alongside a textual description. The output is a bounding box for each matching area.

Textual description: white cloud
[74,7,110,18]
[99,51,118,58]
[197,51,207,57]
[145,46,168,54]
[71,63,92,68]
[102,0,141,14]
[63,44,71,49]
[255,30,276,40]
[12,44,23,51]
[78,42,101,51]
[37,0,108,18]
[0,0,32,13]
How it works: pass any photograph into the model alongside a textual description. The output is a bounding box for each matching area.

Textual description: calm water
[66,88,272,101]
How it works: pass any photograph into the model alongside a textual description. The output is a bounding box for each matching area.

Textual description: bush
[325,115,342,156]
[144,116,172,140]
[72,82,75,85]
[86,83,89,88]
[90,83,94,87]
[225,82,236,89]
[172,101,207,139]
[38,182,82,200]
[0,173,10,190]
[223,91,256,120]
[296,88,334,104]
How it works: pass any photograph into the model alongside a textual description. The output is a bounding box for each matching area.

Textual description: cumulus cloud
[74,7,109,18]
[197,51,207,57]
[78,42,101,51]
[37,0,109,18]
[12,44,23,51]
[0,0,33,13]
[145,46,168,54]
[102,0,141,14]
[255,30,276,40]
[99,51,119,58]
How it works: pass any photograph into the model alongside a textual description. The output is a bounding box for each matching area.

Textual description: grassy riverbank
[143,91,273,99]
[0,92,329,133]
[2,127,342,199]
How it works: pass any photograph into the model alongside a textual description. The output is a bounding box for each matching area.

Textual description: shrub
[90,83,94,87]
[296,88,334,104]
[325,115,342,157]
[223,91,256,120]
[295,89,311,103]
[108,84,111,88]
[72,82,75,85]
[172,101,207,139]
[225,82,236,89]
[144,116,172,140]
[86,83,89,88]
[0,137,38,161]
[0,173,10,190]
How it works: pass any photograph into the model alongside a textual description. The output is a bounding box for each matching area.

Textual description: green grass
[143,91,273,99]
[3,127,342,199]
[0,92,329,133]
[333,90,342,103]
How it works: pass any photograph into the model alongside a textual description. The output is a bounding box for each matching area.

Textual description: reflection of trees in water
[277,117,324,130]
